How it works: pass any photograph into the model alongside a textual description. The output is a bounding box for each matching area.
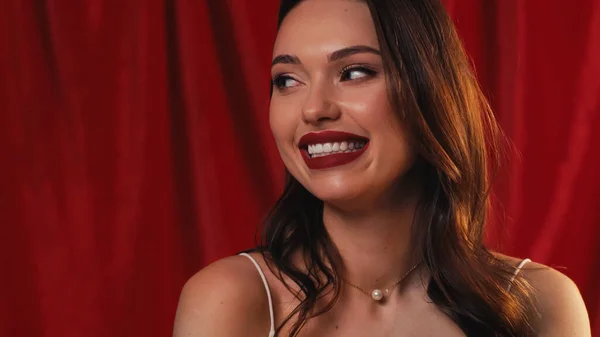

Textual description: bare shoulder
[173,253,272,337]
[521,260,591,336]
[496,254,591,336]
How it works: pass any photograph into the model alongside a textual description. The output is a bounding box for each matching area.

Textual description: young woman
[173,0,591,336]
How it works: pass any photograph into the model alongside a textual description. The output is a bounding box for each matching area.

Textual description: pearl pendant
[371,289,383,301]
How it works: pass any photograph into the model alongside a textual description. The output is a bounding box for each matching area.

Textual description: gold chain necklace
[342,260,423,301]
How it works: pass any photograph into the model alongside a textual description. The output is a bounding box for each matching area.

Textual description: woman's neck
[322,182,423,291]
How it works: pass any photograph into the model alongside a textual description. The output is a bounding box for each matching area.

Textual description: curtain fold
[1,0,598,336]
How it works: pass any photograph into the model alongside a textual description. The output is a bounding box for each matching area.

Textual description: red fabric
[1,0,598,336]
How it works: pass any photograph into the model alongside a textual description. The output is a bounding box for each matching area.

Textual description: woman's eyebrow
[328,45,381,62]
[271,45,381,68]
[271,54,301,67]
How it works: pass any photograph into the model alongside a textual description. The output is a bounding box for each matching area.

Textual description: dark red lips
[298,130,370,170]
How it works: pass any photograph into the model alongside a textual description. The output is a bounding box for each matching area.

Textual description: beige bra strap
[508,258,531,292]
[239,253,276,337]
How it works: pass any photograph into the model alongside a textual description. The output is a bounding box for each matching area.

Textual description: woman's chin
[309,186,373,211]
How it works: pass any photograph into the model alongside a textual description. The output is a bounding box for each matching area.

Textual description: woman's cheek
[269,103,298,166]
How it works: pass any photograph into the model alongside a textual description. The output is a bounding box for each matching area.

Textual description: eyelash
[271,65,378,91]
[339,64,377,81]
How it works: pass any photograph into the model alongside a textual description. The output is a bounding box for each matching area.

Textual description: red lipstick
[298,131,370,170]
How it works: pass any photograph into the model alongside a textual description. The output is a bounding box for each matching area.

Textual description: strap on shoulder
[508,258,531,292]
[239,253,276,337]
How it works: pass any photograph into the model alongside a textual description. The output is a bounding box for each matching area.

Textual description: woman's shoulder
[173,253,272,337]
[494,253,591,336]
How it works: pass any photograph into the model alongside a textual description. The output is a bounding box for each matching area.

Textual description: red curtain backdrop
[1,0,599,336]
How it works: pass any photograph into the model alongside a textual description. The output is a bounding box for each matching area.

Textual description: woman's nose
[301,85,341,125]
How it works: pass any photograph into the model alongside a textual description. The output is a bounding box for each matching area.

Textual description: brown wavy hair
[258,0,536,336]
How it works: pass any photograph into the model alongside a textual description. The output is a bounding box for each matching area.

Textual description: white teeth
[315,144,323,154]
[306,140,367,157]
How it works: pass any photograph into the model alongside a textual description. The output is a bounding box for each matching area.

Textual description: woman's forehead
[272,0,379,59]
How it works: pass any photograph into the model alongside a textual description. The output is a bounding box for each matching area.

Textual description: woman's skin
[173,1,591,336]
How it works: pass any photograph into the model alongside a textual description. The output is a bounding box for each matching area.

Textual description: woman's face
[270,0,417,208]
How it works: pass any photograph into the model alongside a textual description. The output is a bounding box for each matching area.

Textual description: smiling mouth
[297,131,370,170]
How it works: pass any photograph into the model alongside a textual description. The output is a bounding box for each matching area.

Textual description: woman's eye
[272,75,300,90]
[340,66,377,82]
